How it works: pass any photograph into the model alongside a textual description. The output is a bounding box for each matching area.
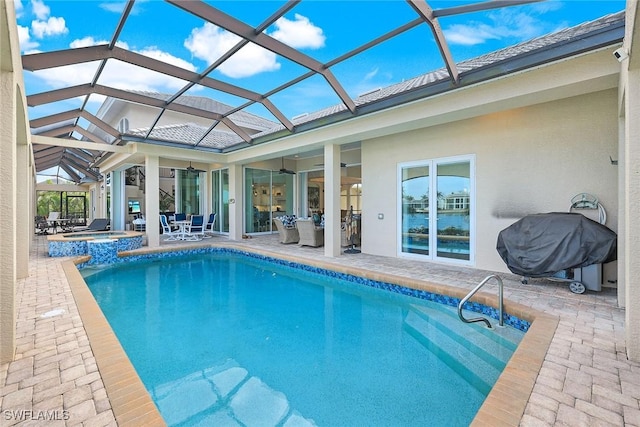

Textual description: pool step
[411,302,521,357]
[403,307,511,395]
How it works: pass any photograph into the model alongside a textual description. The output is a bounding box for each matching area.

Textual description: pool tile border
[47,231,144,257]
[68,243,558,426]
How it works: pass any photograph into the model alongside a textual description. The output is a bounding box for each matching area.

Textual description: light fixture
[613,47,628,62]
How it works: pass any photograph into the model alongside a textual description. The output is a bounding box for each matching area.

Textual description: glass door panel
[222,169,229,233]
[178,170,201,215]
[272,173,294,225]
[401,165,430,255]
[212,169,230,233]
[245,168,271,233]
[436,161,471,261]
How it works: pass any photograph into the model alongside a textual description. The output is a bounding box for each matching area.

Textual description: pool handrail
[458,274,504,329]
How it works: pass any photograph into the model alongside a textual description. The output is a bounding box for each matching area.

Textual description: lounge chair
[73,218,110,232]
[44,212,60,234]
[160,214,179,241]
[273,217,299,244]
[204,213,216,237]
[297,218,324,247]
[185,215,205,241]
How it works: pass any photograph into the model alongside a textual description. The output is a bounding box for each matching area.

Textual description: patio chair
[273,217,299,244]
[45,212,60,233]
[132,215,146,232]
[297,218,324,247]
[35,216,49,235]
[160,214,179,241]
[174,212,186,222]
[204,213,216,238]
[185,214,205,241]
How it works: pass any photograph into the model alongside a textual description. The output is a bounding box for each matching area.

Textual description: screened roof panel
[18,0,625,183]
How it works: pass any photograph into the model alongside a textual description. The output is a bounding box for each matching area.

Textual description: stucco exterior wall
[363,89,619,280]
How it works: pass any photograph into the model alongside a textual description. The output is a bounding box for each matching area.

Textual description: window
[399,156,474,263]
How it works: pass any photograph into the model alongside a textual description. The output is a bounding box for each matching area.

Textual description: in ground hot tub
[47,231,144,257]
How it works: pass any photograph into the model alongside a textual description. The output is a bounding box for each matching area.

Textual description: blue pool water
[82,252,524,426]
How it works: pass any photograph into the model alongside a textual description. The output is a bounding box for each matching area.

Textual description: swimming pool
[82,249,526,426]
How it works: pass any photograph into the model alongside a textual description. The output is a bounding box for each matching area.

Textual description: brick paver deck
[1,234,638,426]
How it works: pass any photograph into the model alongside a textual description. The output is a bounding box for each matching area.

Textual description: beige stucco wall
[363,89,619,280]
[623,0,640,361]
[1,0,31,363]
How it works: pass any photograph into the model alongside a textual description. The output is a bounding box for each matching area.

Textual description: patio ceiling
[21,0,615,183]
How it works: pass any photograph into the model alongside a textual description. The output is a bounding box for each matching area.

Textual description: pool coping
[64,242,558,426]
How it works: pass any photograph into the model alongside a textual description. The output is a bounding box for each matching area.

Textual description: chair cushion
[280,215,297,228]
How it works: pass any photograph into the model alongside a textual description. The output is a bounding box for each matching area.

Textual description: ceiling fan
[314,162,348,168]
[186,162,206,174]
[279,157,296,175]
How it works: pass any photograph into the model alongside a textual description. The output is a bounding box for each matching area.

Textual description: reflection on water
[402,213,470,258]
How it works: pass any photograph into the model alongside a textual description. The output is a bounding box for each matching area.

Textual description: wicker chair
[297,218,324,247]
[273,217,299,244]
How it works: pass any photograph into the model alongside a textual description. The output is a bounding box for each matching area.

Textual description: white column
[145,155,160,248]
[228,164,244,241]
[324,144,341,257]
[625,66,640,361]
[16,143,29,279]
[0,0,18,362]
[111,170,125,230]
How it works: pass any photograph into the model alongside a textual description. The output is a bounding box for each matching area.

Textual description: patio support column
[145,155,160,248]
[16,142,29,279]
[111,170,126,230]
[228,164,244,240]
[625,64,640,362]
[100,178,108,219]
[0,0,18,363]
[324,144,341,257]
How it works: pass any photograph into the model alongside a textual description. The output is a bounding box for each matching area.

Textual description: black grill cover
[496,212,617,277]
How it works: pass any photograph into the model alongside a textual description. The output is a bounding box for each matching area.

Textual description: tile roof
[127,11,624,152]
[130,90,279,131]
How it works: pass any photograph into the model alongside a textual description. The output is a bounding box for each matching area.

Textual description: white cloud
[444,8,549,46]
[364,68,379,81]
[185,23,279,78]
[70,36,129,49]
[17,24,39,51]
[99,2,127,14]
[31,16,68,38]
[14,0,24,18]
[271,14,325,49]
[70,36,108,49]
[30,0,49,20]
[137,47,196,71]
[31,39,197,97]
[445,23,501,46]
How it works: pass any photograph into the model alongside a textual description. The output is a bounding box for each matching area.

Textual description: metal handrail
[457,274,504,329]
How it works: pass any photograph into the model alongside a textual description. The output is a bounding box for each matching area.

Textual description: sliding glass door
[399,156,474,263]
[211,169,229,233]
[245,168,294,233]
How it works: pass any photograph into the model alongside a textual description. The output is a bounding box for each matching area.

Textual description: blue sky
[15,0,626,122]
